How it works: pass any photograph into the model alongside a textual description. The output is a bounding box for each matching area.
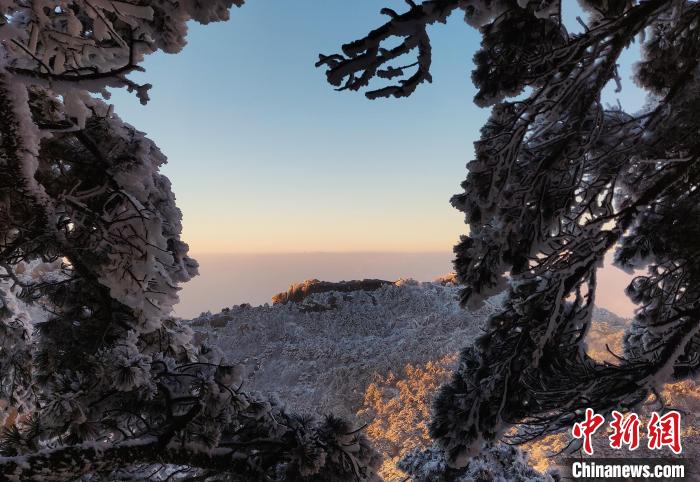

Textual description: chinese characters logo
[572,408,682,455]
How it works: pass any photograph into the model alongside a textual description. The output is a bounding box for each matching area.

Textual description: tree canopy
[1,0,698,480]
[318,0,700,468]
[0,2,379,480]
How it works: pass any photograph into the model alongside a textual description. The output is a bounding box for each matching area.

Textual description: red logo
[609,410,641,450]
[647,410,682,454]
[572,408,606,455]
[572,409,683,455]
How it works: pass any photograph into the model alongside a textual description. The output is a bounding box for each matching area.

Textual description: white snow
[190,278,502,419]
[190,277,626,422]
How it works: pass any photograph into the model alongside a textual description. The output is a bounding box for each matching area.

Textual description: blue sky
[109,0,647,254]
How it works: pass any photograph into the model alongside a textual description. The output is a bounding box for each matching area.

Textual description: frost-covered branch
[0,2,382,480]
[320,0,700,469]
[316,0,462,99]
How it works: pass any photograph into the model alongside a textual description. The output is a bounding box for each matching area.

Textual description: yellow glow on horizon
[180,208,467,254]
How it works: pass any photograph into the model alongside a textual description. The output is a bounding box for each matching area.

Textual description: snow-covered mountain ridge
[189,276,629,417]
[188,277,674,481]
[190,277,497,419]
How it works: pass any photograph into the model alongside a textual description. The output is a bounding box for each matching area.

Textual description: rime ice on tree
[319,0,700,469]
[0,2,380,480]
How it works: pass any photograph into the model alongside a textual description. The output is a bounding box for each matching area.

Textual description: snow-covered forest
[193,277,700,481]
[1,0,699,480]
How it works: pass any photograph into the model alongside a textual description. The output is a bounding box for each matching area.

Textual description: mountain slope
[189,278,697,480]
[191,278,498,419]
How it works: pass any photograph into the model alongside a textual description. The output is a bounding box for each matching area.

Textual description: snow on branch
[317,0,700,470]
[316,0,570,100]
[316,0,462,99]
[0,2,382,480]
[1,1,245,105]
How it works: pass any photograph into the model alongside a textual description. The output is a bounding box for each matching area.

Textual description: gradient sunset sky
[104,1,651,319]
[109,0,646,255]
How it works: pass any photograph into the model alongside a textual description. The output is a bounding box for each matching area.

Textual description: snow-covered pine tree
[0,2,379,480]
[318,0,700,468]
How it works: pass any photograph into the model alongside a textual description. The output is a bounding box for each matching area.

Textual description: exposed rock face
[271,274,460,308]
[433,272,458,286]
[272,278,393,305]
